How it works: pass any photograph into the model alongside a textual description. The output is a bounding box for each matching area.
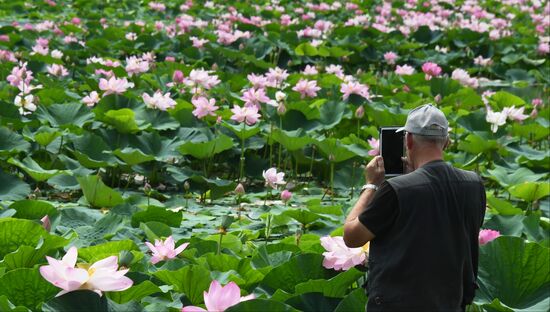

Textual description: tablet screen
[380,127,404,176]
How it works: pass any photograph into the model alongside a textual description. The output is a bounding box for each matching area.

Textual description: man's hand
[365,156,385,186]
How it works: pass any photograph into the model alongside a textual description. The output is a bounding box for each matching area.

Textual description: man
[343,104,486,311]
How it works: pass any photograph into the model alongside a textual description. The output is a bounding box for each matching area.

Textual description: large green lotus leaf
[131,206,182,228]
[485,165,546,188]
[107,280,161,304]
[294,268,364,298]
[440,88,483,110]
[205,233,243,254]
[284,292,342,312]
[0,295,31,312]
[0,268,59,309]
[10,200,57,220]
[271,129,314,151]
[77,175,124,208]
[430,77,461,97]
[134,107,180,131]
[47,174,80,191]
[284,208,322,225]
[283,99,323,120]
[511,123,549,141]
[251,244,296,269]
[154,265,211,305]
[315,138,359,163]
[488,91,526,110]
[486,195,523,216]
[318,100,346,129]
[477,236,550,309]
[42,290,108,312]
[8,157,66,182]
[112,148,155,166]
[261,253,335,293]
[280,234,324,253]
[0,170,30,201]
[128,132,181,161]
[78,240,139,263]
[522,214,549,242]
[508,182,550,202]
[102,109,140,134]
[0,218,55,259]
[456,110,492,133]
[189,176,236,200]
[295,42,319,56]
[0,127,30,156]
[178,133,234,159]
[483,215,525,236]
[36,103,94,129]
[363,102,407,127]
[32,127,62,147]
[226,299,298,312]
[507,145,549,169]
[71,133,118,168]
[0,233,69,270]
[139,221,172,242]
[458,134,499,154]
[222,122,261,141]
[334,288,368,312]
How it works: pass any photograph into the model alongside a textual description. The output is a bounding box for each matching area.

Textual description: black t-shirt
[358,181,398,237]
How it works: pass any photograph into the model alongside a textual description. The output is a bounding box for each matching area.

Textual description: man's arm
[343,156,385,248]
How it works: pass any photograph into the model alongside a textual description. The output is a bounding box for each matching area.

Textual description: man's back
[363,160,486,311]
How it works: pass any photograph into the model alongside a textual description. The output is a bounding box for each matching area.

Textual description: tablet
[379,127,405,177]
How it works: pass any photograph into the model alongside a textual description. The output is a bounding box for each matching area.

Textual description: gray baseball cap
[396,104,448,136]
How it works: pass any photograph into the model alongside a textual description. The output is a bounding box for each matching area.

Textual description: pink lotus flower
[302,65,318,75]
[143,91,177,111]
[479,229,500,245]
[82,91,100,107]
[145,236,189,264]
[190,36,209,49]
[395,64,415,76]
[241,88,271,108]
[230,105,261,126]
[421,62,442,80]
[181,280,254,312]
[265,67,289,87]
[503,106,529,121]
[368,138,380,156]
[185,69,220,90]
[292,79,321,99]
[451,68,478,88]
[125,56,149,77]
[320,236,367,271]
[247,74,269,89]
[191,96,219,119]
[325,64,344,78]
[262,167,285,189]
[99,76,134,96]
[7,62,33,87]
[473,56,492,67]
[281,190,292,203]
[47,64,69,77]
[39,247,133,297]
[340,81,370,100]
[383,51,398,65]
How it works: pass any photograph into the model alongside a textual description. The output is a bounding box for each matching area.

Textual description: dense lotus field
[0,0,549,311]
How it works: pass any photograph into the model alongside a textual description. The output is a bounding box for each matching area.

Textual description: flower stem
[217,232,223,255]
[239,123,246,182]
[330,161,335,205]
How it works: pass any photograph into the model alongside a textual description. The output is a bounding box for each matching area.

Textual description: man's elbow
[343,225,367,248]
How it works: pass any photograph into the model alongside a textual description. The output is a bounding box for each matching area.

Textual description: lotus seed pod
[184,181,190,191]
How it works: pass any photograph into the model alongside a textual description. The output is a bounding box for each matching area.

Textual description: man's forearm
[345,189,377,223]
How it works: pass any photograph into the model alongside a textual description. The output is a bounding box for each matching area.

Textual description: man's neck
[413,153,444,170]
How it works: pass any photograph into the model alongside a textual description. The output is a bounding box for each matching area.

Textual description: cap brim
[395,127,405,133]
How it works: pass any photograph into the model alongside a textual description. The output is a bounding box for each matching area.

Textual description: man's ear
[406,132,414,150]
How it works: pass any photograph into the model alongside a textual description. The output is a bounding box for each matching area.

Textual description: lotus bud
[277,103,287,115]
[239,43,245,50]
[287,60,293,67]
[211,63,219,71]
[216,116,222,124]
[532,98,543,108]
[275,91,286,102]
[235,183,245,195]
[172,70,184,84]
[434,94,442,103]
[220,215,234,231]
[41,215,51,232]
[281,190,292,203]
[329,154,335,162]
[530,108,538,118]
[144,182,152,193]
[355,105,365,119]
[157,183,166,191]
[165,56,175,62]
[403,85,410,93]
[184,181,190,191]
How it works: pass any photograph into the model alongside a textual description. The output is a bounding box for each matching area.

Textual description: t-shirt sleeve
[357,181,399,237]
